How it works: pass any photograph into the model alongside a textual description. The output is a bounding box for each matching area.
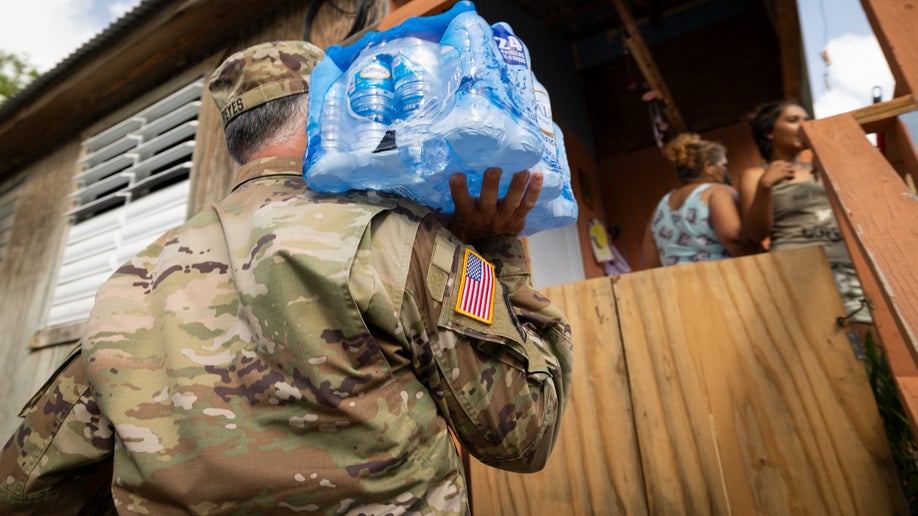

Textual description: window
[45,79,203,328]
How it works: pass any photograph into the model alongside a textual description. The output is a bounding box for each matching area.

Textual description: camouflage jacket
[0,156,572,515]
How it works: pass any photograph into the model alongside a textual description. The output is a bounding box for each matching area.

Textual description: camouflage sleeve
[402,213,573,473]
[0,344,115,514]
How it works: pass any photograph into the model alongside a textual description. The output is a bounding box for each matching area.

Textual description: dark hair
[747,99,806,162]
[224,93,308,164]
[662,133,726,183]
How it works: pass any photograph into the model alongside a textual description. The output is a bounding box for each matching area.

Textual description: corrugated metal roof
[0,0,173,123]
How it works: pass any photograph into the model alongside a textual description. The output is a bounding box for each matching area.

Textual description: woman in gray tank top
[740,100,871,325]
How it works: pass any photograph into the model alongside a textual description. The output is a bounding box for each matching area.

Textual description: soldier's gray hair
[225,93,308,164]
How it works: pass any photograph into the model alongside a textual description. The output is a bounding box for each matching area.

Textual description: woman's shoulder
[697,182,737,202]
[741,164,767,177]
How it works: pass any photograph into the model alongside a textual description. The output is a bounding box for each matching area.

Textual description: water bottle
[320,81,348,152]
[349,53,395,150]
[392,38,442,120]
[530,74,563,201]
[522,122,577,236]
[437,11,541,197]
[491,22,538,130]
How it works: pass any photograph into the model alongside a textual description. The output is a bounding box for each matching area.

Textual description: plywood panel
[470,278,648,515]
[616,246,907,515]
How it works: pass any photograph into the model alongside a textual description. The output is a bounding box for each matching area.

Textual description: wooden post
[775,0,803,100]
[609,0,688,134]
[803,113,918,425]
[860,0,918,96]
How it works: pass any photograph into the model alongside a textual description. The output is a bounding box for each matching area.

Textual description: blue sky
[798,0,894,117]
[0,0,895,120]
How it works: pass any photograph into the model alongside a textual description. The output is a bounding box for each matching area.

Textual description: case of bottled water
[303,0,576,234]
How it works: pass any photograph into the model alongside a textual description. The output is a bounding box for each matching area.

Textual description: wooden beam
[774,0,803,100]
[609,0,688,134]
[850,94,918,134]
[803,113,918,420]
[860,0,918,96]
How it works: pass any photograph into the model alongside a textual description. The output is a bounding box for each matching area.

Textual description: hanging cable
[819,0,832,91]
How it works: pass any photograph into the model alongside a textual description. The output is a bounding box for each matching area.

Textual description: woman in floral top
[642,133,759,267]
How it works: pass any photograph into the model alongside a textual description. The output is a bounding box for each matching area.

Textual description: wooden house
[1,0,916,512]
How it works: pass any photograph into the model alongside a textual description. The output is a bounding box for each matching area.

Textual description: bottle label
[356,61,392,88]
[534,88,553,137]
[492,25,527,66]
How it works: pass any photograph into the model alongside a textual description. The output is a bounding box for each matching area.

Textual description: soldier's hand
[447,168,543,242]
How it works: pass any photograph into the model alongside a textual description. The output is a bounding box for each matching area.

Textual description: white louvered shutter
[46,79,203,327]
[0,179,23,265]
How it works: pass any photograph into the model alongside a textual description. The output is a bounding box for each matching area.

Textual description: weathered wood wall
[0,142,83,438]
[471,246,907,515]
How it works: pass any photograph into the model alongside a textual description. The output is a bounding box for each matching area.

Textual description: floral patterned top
[651,183,730,266]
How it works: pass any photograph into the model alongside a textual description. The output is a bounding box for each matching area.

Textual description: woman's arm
[738,162,794,243]
[641,220,662,268]
[709,185,759,257]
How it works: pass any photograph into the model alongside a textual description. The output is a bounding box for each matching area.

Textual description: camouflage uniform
[1,41,572,515]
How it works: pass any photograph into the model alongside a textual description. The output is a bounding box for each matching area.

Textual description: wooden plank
[860,0,918,96]
[609,0,687,134]
[615,247,908,514]
[614,264,733,514]
[775,0,803,100]
[803,114,918,371]
[851,94,918,134]
[885,117,918,184]
[470,278,649,515]
[28,321,87,350]
[378,0,456,31]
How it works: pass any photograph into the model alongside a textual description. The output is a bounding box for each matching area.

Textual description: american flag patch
[455,249,496,324]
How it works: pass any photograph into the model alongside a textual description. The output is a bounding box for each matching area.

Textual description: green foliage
[0,50,40,104]
[863,330,918,510]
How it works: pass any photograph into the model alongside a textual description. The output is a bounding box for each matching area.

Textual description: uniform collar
[232,156,303,191]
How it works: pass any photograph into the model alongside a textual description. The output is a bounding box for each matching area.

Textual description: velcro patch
[454,248,495,324]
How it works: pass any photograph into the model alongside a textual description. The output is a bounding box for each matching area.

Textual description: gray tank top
[769,175,852,266]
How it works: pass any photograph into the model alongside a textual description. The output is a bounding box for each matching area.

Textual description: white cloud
[0,0,140,73]
[0,1,98,72]
[814,32,895,118]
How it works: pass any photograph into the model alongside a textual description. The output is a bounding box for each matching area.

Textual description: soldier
[0,41,572,514]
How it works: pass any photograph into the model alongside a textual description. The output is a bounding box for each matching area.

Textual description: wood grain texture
[0,141,83,440]
[805,114,918,377]
[860,0,918,97]
[616,247,906,515]
[470,248,906,515]
[471,278,649,515]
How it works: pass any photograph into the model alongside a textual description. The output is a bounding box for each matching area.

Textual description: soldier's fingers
[517,171,543,217]
[449,173,474,216]
[501,170,531,216]
[478,168,502,210]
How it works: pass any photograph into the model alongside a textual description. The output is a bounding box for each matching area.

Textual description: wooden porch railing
[800,0,918,433]
[804,101,918,431]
